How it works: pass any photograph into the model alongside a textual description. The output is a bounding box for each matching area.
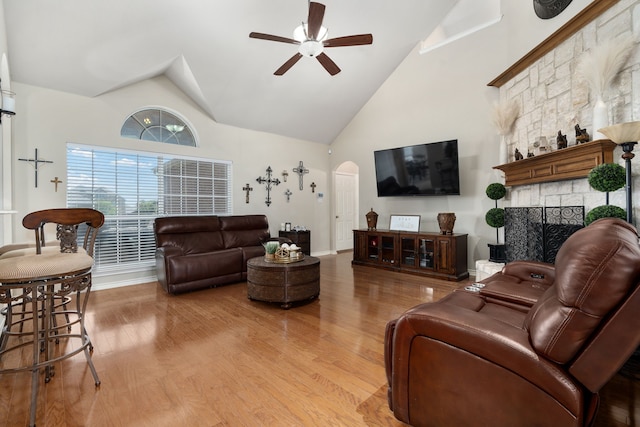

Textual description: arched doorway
[334,161,359,252]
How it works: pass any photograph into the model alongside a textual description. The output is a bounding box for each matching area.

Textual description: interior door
[335,173,356,251]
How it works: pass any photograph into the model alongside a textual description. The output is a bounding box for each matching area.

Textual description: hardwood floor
[0,252,638,426]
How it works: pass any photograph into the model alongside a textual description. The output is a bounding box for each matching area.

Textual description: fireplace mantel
[493,139,616,187]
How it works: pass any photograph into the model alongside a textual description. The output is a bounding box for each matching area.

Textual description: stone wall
[499,0,640,223]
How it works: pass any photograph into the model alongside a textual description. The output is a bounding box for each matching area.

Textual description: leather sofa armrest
[500,260,555,285]
[156,246,184,258]
[388,294,581,423]
[392,300,542,382]
[384,319,397,396]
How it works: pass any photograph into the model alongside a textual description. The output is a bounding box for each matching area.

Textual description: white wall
[329,0,621,268]
[10,77,331,287]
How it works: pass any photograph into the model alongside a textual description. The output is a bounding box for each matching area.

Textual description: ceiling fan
[249,1,373,76]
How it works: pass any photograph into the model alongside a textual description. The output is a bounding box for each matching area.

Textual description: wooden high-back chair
[0,208,104,427]
[22,207,104,256]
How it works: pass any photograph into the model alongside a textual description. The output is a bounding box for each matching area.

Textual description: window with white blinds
[66,143,232,273]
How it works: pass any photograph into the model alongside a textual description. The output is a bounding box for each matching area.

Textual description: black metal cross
[18,148,53,188]
[284,189,292,202]
[242,183,253,204]
[256,166,281,207]
[293,160,309,191]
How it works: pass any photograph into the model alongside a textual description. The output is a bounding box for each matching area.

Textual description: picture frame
[389,215,421,232]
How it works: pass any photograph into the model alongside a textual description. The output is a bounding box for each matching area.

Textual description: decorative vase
[437,212,456,235]
[592,95,609,140]
[499,135,508,165]
[366,208,378,230]
[265,253,275,260]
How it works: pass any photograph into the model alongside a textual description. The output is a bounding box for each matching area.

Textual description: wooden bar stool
[0,208,103,427]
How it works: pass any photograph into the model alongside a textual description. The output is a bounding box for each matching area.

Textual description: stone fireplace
[493,0,639,228]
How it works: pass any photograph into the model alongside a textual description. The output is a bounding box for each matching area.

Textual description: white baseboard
[92,274,157,292]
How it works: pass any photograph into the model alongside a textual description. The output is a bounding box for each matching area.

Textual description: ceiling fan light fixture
[298,40,324,57]
[293,23,328,42]
[250,2,370,75]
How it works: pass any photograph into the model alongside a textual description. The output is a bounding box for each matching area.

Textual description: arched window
[121,107,196,147]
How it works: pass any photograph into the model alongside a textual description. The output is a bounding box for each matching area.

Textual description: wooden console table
[493,139,616,187]
[352,229,468,281]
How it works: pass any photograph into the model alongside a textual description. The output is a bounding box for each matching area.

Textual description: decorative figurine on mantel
[575,124,590,144]
[527,150,535,158]
[514,148,524,160]
[557,131,568,149]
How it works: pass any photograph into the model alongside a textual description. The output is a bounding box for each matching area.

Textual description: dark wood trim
[488,0,620,88]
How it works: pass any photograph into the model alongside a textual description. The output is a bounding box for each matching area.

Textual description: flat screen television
[374,139,460,197]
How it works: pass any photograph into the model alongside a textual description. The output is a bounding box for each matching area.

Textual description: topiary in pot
[486,182,507,201]
[485,207,505,228]
[587,163,626,204]
[262,241,279,259]
[586,163,626,222]
[485,183,506,262]
[585,205,626,225]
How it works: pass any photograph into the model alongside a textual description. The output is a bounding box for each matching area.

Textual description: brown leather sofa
[154,215,270,294]
[385,218,640,427]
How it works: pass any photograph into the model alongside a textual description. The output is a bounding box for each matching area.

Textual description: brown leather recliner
[385,218,640,427]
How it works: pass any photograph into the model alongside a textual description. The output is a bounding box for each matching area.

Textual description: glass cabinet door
[419,238,434,269]
[381,235,396,265]
[400,236,417,267]
[367,235,379,261]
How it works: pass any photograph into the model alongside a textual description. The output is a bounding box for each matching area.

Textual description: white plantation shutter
[66,143,232,273]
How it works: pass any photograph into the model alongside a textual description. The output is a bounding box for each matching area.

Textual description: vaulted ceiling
[3,0,486,144]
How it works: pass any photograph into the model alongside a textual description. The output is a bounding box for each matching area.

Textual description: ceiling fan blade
[249,32,299,45]
[316,52,341,76]
[274,53,303,76]
[324,34,373,48]
[307,2,326,40]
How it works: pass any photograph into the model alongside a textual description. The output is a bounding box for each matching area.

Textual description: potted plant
[585,163,627,225]
[262,241,280,260]
[485,183,507,263]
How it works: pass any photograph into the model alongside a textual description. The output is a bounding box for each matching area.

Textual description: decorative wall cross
[256,166,281,207]
[18,148,53,188]
[242,183,253,204]
[51,176,63,192]
[284,189,292,202]
[293,160,309,191]
[310,182,316,193]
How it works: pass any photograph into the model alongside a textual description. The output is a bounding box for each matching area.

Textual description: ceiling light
[293,23,328,57]
[165,124,184,133]
[293,23,328,42]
